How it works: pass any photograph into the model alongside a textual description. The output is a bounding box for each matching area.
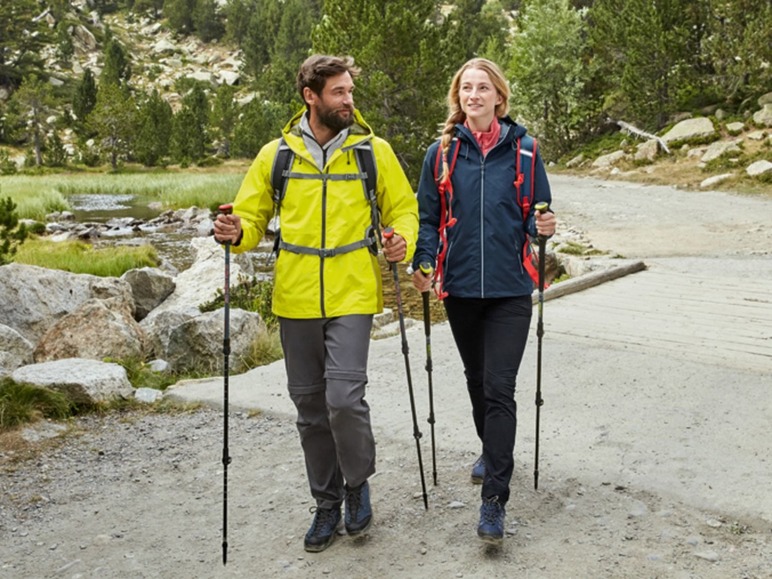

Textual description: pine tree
[211,84,238,157]
[0,0,51,89]
[171,85,209,163]
[87,83,136,170]
[164,0,196,35]
[101,31,132,87]
[134,90,173,166]
[11,75,55,167]
[0,196,28,266]
[73,69,98,129]
[192,0,225,42]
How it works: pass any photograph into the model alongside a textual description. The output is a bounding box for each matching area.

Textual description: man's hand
[213,213,242,244]
[381,230,406,263]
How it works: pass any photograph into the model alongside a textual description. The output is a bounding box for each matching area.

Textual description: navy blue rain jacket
[412,116,552,299]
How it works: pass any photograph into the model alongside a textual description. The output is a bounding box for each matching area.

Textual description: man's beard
[316,103,355,132]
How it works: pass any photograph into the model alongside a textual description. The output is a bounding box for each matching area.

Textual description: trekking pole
[383,227,428,509]
[408,261,437,486]
[533,201,549,491]
[219,203,233,564]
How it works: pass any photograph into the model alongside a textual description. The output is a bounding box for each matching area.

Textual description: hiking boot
[477,496,505,544]
[471,454,485,484]
[304,506,341,553]
[344,481,372,535]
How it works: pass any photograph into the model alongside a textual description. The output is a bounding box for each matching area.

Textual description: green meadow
[0,168,247,221]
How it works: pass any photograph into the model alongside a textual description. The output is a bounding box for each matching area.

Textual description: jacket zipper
[320,150,327,318]
[479,157,486,298]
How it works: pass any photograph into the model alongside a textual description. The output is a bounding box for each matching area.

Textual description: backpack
[269,137,381,257]
[431,133,544,299]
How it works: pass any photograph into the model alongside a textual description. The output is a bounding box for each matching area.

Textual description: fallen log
[532,260,647,304]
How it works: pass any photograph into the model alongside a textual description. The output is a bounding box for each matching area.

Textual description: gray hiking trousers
[279,314,376,509]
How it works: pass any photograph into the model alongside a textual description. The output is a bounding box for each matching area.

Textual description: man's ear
[303,87,317,106]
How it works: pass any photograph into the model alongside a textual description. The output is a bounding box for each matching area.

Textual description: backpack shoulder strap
[270,137,294,205]
[354,141,381,254]
[355,141,377,206]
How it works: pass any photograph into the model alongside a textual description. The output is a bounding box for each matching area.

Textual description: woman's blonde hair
[438,58,510,181]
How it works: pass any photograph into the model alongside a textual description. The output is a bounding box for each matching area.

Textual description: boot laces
[309,507,337,533]
[481,497,502,525]
[346,487,362,517]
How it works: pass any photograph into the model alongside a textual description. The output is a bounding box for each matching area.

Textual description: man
[213,55,418,553]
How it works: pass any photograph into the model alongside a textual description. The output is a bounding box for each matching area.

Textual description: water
[68,193,163,223]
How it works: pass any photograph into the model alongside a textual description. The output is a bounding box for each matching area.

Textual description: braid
[439,111,464,182]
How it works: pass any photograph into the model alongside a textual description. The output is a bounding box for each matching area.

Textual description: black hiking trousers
[444,295,532,505]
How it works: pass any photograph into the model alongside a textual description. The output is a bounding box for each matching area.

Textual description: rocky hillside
[38,4,246,111]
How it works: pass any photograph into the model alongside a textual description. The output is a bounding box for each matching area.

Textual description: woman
[411,58,556,544]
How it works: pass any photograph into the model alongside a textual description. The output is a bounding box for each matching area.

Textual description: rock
[661,117,716,144]
[700,139,743,163]
[746,160,772,178]
[0,264,134,343]
[164,308,266,374]
[120,267,176,322]
[566,153,585,168]
[694,550,719,562]
[592,150,627,168]
[758,91,772,107]
[218,70,240,86]
[634,140,659,163]
[700,173,734,189]
[725,121,745,135]
[152,39,176,54]
[746,130,767,141]
[34,298,147,363]
[752,103,772,127]
[141,309,199,359]
[135,388,163,403]
[11,358,134,404]
[0,324,34,376]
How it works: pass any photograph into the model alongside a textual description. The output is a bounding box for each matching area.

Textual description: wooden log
[532,260,647,304]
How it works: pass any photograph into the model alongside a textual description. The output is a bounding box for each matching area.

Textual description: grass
[15,238,159,276]
[0,378,73,430]
[0,166,248,220]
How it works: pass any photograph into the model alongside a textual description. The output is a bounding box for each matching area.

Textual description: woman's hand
[536,210,556,238]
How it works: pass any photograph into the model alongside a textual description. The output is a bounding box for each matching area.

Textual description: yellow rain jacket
[230,108,418,319]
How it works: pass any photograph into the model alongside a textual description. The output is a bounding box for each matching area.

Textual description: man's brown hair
[296,55,361,105]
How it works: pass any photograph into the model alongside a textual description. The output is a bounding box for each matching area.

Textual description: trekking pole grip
[383,227,397,264]
[535,202,549,239]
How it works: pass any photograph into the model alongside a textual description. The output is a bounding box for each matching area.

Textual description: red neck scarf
[465,118,501,156]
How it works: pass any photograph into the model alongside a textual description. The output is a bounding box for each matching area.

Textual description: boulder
[121,267,176,321]
[752,104,772,127]
[12,358,134,404]
[592,150,627,168]
[661,117,716,144]
[34,298,146,363]
[634,140,659,163]
[700,139,743,163]
[140,308,199,359]
[746,160,772,178]
[165,308,265,374]
[700,173,734,189]
[0,324,34,377]
[0,264,134,343]
[141,236,252,324]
